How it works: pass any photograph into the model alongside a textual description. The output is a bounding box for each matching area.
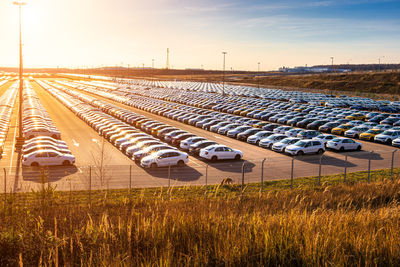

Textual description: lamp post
[222,52,227,96]
[257,62,260,88]
[330,56,334,96]
[13,0,26,146]
[378,56,385,72]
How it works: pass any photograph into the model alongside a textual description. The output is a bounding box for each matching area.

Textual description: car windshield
[382,131,394,136]
[331,139,341,142]
[280,139,292,144]
[294,141,307,147]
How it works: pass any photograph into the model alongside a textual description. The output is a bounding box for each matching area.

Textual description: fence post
[241,162,246,196]
[89,166,92,206]
[390,149,397,181]
[291,157,294,189]
[318,155,323,186]
[129,165,132,203]
[168,165,171,200]
[261,158,266,194]
[344,155,348,183]
[368,151,373,183]
[205,164,208,197]
[3,168,6,212]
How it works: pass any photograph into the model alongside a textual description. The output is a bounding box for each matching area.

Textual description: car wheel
[354,134,359,139]
[234,154,241,160]
[317,149,324,154]
[31,162,39,167]
[177,160,185,167]
[150,163,157,169]
[369,137,374,141]
[62,160,71,166]
[356,145,361,151]
[297,150,304,156]
[386,139,392,145]
[211,156,218,162]
[339,147,345,152]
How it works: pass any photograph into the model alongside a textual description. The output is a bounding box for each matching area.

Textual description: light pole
[222,51,227,96]
[257,62,260,88]
[13,1,26,146]
[378,56,385,72]
[330,57,334,96]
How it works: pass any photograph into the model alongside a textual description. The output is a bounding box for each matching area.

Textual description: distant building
[279,66,351,73]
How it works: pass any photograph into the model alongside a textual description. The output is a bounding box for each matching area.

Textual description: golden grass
[1,173,400,266]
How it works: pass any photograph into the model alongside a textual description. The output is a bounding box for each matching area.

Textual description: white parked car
[259,134,287,149]
[199,145,243,161]
[247,131,273,145]
[374,130,400,144]
[284,140,325,156]
[273,126,293,134]
[392,138,400,147]
[22,149,75,167]
[286,128,303,137]
[180,137,207,150]
[140,149,189,168]
[344,126,370,139]
[327,138,362,151]
[271,137,301,152]
[312,134,336,146]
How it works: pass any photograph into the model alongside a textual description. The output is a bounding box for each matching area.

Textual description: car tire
[177,160,185,167]
[31,162,39,167]
[340,147,345,152]
[356,145,361,151]
[354,134,359,139]
[234,154,241,160]
[386,139,392,145]
[297,151,304,156]
[62,160,71,166]
[150,163,157,169]
[317,149,324,154]
[369,137,374,141]
[211,156,218,162]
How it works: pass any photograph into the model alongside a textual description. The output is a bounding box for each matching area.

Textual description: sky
[0,0,399,71]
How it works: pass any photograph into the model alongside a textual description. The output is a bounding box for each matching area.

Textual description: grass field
[1,168,400,266]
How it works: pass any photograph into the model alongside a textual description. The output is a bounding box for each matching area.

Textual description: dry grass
[1,175,400,266]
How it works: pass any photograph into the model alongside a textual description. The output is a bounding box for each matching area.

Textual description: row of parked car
[125,78,400,112]
[57,79,365,156]
[39,80,243,168]
[21,81,75,167]
[105,83,400,149]
[60,73,400,113]
[0,81,17,156]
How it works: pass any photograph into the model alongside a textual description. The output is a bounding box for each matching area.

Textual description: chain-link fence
[1,149,399,196]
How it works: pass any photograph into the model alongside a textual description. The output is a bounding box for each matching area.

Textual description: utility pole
[378,56,385,72]
[166,48,170,69]
[14,1,26,147]
[222,51,227,96]
[257,62,260,89]
[330,56,334,96]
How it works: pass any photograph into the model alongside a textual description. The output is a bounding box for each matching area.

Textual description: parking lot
[0,75,399,192]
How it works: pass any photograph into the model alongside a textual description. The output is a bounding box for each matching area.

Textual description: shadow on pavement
[295,154,357,168]
[207,160,256,173]
[143,165,202,182]
[22,165,78,182]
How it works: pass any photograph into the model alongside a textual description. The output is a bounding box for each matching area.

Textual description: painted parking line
[188,158,203,167]
[72,139,80,147]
